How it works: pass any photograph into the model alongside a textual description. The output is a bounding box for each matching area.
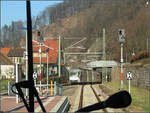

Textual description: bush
[130,50,149,63]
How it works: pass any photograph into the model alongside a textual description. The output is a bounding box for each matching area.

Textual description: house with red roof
[32,39,69,78]
[0,40,69,79]
[7,48,25,64]
[32,40,61,76]
[32,40,59,64]
[0,47,25,64]
[0,48,11,56]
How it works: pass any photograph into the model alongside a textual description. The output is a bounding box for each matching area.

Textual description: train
[69,69,81,83]
[69,68,109,84]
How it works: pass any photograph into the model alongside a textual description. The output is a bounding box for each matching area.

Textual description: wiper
[11,80,46,112]
[75,90,132,112]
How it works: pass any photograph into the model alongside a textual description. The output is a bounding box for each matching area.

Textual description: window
[42,53,47,57]
[19,57,22,63]
[33,52,39,57]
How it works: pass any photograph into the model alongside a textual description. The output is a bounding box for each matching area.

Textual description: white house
[0,52,14,79]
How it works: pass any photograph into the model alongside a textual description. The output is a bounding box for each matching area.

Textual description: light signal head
[46,48,49,52]
[119,30,122,35]
[37,31,40,36]
[118,29,125,43]
[37,30,43,43]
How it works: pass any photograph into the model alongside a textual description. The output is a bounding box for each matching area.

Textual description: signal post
[118,29,125,89]
[37,30,44,91]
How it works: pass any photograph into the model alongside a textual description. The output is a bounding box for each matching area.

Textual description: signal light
[119,30,122,35]
[37,31,40,36]
[37,30,43,43]
[118,29,125,43]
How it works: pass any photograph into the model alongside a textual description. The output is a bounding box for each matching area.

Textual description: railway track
[90,85,107,112]
[98,85,129,113]
[78,85,84,110]
[78,84,129,112]
[78,85,105,112]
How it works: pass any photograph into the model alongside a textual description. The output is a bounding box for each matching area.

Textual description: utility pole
[20,26,28,98]
[47,48,49,95]
[120,43,124,89]
[25,30,28,98]
[102,28,106,83]
[58,36,61,78]
[147,38,149,51]
[62,37,65,64]
[126,52,128,63]
[37,30,43,91]
[16,64,19,103]
[63,52,65,65]
[102,28,106,60]
[39,43,42,91]
[87,70,89,82]
[92,69,94,83]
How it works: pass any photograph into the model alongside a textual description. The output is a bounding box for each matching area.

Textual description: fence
[8,81,62,96]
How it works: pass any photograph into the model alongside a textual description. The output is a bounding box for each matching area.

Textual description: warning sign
[126,72,133,80]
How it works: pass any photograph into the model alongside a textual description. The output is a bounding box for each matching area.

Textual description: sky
[1,0,63,28]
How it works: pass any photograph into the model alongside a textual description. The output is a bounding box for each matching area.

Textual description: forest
[0,0,149,62]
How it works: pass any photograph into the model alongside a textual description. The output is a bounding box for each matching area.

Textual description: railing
[8,81,62,96]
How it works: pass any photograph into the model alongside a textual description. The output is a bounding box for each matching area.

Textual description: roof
[7,48,25,57]
[32,40,59,64]
[87,60,119,68]
[0,52,14,65]
[0,48,11,56]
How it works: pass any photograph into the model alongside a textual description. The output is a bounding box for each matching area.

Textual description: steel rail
[78,85,84,110]
[90,85,108,113]
[98,85,129,113]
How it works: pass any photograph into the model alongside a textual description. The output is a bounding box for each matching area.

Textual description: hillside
[125,58,150,67]
[35,0,149,64]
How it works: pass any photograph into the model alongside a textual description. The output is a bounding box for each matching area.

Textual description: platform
[0,96,70,112]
